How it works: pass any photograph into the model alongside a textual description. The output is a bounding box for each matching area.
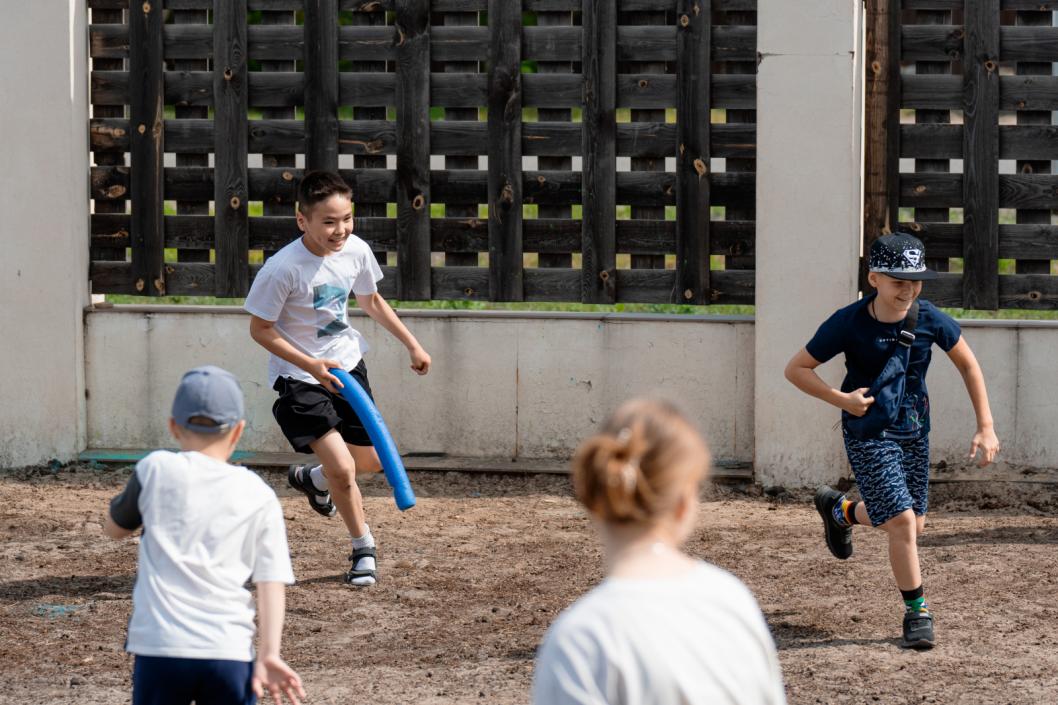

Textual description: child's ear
[168,418,181,442]
[295,209,307,232]
[866,271,878,288]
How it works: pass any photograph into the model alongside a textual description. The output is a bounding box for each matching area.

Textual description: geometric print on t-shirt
[313,283,350,338]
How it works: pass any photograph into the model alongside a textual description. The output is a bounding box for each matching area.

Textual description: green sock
[900,586,927,613]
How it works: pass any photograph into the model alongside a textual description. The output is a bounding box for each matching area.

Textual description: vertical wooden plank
[675,0,710,304]
[716,7,754,272]
[441,9,481,268]
[172,9,211,264]
[305,0,339,173]
[863,0,900,251]
[581,0,617,304]
[914,7,954,274]
[487,0,523,301]
[91,7,128,265]
[213,0,249,296]
[621,9,666,273]
[962,0,999,310]
[1014,9,1053,276]
[536,9,574,270]
[128,0,165,295]
[260,9,297,259]
[349,6,390,267]
[395,0,431,300]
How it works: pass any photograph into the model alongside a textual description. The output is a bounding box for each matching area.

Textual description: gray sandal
[345,546,377,585]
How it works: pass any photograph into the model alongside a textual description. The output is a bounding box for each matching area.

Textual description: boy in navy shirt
[785,233,1000,649]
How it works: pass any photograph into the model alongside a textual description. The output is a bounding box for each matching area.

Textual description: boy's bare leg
[879,509,922,591]
[347,444,382,474]
[309,430,367,537]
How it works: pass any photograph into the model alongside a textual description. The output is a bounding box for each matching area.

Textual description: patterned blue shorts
[842,430,930,527]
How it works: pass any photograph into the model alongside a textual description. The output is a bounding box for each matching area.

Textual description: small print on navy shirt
[805,295,961,438]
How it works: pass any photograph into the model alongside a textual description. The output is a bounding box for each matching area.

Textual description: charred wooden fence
[88,0,758,304]
[866,0,1058,310]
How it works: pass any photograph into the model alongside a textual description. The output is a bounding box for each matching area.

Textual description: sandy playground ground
[1,465,1057,704]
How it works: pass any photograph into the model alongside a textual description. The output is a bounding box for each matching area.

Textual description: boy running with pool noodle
[785,232,1000,648]
[245,170,431,586]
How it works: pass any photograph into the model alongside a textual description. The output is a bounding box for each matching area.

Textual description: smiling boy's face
[869,272,923,312]
[297,193,353,257]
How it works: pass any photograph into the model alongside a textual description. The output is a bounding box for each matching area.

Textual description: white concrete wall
[0,1,89,466]
[754,0,864,486]
[85,309,756,463]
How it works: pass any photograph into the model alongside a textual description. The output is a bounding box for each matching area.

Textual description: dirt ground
[1,465,1057,705]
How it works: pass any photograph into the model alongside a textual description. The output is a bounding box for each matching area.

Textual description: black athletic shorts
[272,359,375,453]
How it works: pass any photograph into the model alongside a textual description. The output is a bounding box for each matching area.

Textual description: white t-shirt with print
[244,234,383,386]
[532,561,787,705]
[112,450,296,662]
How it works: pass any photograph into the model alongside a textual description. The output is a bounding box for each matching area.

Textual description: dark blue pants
[132,655,256,705]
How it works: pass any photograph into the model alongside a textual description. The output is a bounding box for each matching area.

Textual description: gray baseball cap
[171,366,245,434]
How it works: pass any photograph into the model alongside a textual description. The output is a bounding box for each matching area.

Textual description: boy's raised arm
[355,293,432,375]
[945,337,1000,467]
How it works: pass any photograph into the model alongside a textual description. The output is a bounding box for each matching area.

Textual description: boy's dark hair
[297,171,352,214]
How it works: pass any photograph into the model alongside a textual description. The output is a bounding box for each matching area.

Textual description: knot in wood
[536,175,547,185]
[914,184,927,194]
[1029,291,1042,302]
[463,288,475,297]
[683,289,694,300]
[693,3,700,16]
[137,124,146,135]
[412,194,426,211]
[693,158,707,177]
[135,278,146,292]
[142,2,151,13]
[1018,100,1027,109]
[153,278,165,294]
[679,143,686,156]
[909,222,922,232]
[282,171,294,182]
[223,67,234,81]
[870,61,882,76]
[638,79,649,89]
[105,185,127,198]
[230,196,241,210]
[501,183,514,204]
[599,270,610,282]
[984,60,997,73]
[679,14,690,27]
[361,1,381,11]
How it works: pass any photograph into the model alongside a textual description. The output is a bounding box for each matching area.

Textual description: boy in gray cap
[104,366,305,705]
[785,233,1000,649]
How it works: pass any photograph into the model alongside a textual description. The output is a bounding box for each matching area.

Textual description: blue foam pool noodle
[330,368,416,511]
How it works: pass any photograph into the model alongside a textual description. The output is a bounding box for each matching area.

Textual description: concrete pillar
[0,1,89,466]
[754,0,863,487]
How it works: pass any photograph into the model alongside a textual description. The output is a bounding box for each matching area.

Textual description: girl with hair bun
[533,399,786,705]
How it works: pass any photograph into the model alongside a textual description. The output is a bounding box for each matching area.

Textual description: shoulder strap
[898,301,919,348]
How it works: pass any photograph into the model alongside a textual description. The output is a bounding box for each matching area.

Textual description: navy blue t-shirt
[805,295,962,438]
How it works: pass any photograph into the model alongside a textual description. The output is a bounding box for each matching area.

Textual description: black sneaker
[287,465,336,518]
[814,486,853,560]
[902,610,935,650]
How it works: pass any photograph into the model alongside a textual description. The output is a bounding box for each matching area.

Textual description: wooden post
[213,0,249,296]
[172,9,210,265]
[537,10,574,270]
[487,0,523,301]
[962,0,999,309]
[395,0,432,300]
[260,8,298,259]
[581,0,617,304]
[717,7,755,272]
[128,0,165,295]
[1014,9,1053,276]
[863,0,901,251]
[914,7,954,274]
[305,0,339,173]
[349,5,390,267]
[91,7,129,264]
[441,9,482,268]
[675,0,711,305]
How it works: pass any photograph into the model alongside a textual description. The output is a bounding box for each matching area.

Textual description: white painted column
[754,0,864,487]
[0,1,89,466]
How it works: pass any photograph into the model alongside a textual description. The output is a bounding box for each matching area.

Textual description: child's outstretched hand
[253,654,306,705]
[409,345,431,375]
[841,387,875,417]
[969,426,1000,467]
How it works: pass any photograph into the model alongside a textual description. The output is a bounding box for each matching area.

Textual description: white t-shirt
[244,235,384,386]
[533,562,786,705]
[109,450,296,662]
